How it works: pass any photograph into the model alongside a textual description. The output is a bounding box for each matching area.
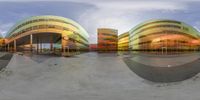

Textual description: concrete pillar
[37,36,39,54]
[8,44,10,52]
[50,34,53,52]
[5,45,6,52]
[40,42,42,53]
[61,33,68,54]
[30,34,33,52]
[5,45,7,52]
[14,40,16,52]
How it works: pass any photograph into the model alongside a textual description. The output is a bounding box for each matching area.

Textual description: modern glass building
[4,15,89,54]
[118,32,129,51]
[129,19,200,54]
[98,28,118,51]
[0,34,3,49]
[0,34,3,40]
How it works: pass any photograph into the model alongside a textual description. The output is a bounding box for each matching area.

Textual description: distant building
[0,34,3,49]
[0,34,5,51]
[98,28,118,51]
[89,44,97,51]
[118,32,129,51]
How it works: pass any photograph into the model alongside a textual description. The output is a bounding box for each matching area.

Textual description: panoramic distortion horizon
[0,0,200,100]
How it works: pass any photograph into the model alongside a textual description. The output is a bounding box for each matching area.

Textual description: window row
[130,24,182,38]
[130,40,192,46]
[10,18,79,34]
[98,38,118,41]
[10,24,88,43]
[130,20,181,33]
[130,30,196,43]
[99,33,117,37]
[98,44,117,46]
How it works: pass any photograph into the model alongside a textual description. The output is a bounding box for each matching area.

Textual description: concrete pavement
[0,52,200,100]
[0,53,13,70]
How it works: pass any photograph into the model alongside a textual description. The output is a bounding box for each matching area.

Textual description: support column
[50,34,53,52]
[61,33,68,54]
[40,42,42,53]
[30,34,33,52]
[36,36,39,54]
[23,45,25,52]
[8,44,10,52]
[4,45,6,52]
[14,40,17,52]
[5,45,7,52]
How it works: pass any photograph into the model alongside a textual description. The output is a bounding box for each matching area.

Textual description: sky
[0,0,200,43]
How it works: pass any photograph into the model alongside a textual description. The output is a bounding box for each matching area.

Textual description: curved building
[0,34,3,48]
[129,19,200,54]
[118,32,129,51]
[4,15,89,54]
[0,34,3,41]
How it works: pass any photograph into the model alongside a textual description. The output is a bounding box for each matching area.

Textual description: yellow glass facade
[4,15,89,53]
[129,19,200,54]
[118,32,129,51]
[0,34,3,49]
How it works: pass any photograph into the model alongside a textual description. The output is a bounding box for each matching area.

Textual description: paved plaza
[0,52,13,70]
[124,53,200,82]
[0,52,200,100]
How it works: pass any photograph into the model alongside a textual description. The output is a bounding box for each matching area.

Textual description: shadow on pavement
[123,55,200,83]
[0,53,13,70]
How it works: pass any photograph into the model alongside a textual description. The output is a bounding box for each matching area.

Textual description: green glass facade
[129,19,200,54]
[4,15,89,52]
[0,34,3,48]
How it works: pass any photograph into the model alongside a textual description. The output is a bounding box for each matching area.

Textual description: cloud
[76,1,189,43]
[0,22,14,37]
[0,0,198,43]
[0,1,94,37]
[94,1,187,11]
[0,12,35,37]
[193,21,200,34]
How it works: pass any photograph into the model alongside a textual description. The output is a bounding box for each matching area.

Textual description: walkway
[0,53,13,70]
[0,52,200,100]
